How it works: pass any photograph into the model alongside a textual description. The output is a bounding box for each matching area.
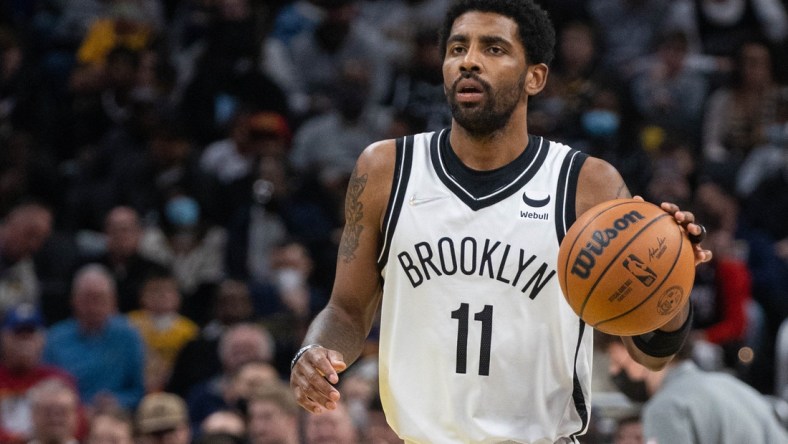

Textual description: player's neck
[449,110,530,171]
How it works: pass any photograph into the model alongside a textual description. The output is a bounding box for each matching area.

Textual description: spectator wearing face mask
[601,334,788,444]
[575,87,653,197]
[139,193,226,325]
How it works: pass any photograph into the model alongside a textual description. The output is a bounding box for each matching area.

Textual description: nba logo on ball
[557,199,695,336]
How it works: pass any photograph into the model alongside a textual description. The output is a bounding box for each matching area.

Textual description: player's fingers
[291,364,340,410]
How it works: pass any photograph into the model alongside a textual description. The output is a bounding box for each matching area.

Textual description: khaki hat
[136,392,188,434]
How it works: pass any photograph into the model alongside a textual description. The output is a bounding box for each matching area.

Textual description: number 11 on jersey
[451,303,493,376]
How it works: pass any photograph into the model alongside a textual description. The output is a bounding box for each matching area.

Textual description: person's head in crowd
[105,45,140,93]
[229,108,280,156]
[601,333,695,404]
[1,303,46,371]
[71,264,118,334]
[213,280,254,326]
[218,323,276,375]
[656,30,689,77]
[147,119,194,171]
[733,40,775,90]
[0,202,53,264]
[104,206,144,262]
[28,377,81,444]
[87,408,134,444]
[581,87,622,142]
[246,382,301,444]
[303,399,360,444]
[199,409,246,441]
[613,414,643,444]
[139,269,181,316]
[135,392,192,444]
[247,111,292,159]
[556,20,598,75]
[224,360,281,412]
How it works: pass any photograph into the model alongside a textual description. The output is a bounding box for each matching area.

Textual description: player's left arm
[576,157,712,370]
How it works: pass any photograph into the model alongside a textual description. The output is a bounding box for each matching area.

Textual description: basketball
[557,198,695,336]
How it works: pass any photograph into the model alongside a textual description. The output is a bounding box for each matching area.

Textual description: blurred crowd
[0,0,787,443]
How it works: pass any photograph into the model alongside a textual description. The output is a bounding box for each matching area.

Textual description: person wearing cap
[0,303,78,444]
[136,392,192,444]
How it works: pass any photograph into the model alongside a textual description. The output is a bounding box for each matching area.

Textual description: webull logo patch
[570,210,646,279]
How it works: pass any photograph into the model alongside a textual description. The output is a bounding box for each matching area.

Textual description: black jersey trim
[430,130,549,211]
[570,320,590,438]
[377,136,414,268]
[554,150,589,244]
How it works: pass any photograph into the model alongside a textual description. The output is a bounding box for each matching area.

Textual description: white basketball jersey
[377,130,592,443]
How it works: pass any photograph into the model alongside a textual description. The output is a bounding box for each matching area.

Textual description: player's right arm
[289,139,397,414]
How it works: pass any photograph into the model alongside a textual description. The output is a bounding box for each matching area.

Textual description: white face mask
[275,268,305,292]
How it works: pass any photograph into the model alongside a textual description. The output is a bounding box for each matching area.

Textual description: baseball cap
[136,392,188,434]
[2,303,44,331]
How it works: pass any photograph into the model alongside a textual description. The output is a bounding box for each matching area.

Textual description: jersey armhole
[377,136,414,268]
[554,150,589,244]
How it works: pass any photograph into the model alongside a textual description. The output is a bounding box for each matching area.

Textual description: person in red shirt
[0,303,80,443]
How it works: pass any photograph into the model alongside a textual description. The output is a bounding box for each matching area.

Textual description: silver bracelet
[291,344,323,371]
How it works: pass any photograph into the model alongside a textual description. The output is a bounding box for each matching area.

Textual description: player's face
[443,11,527,136]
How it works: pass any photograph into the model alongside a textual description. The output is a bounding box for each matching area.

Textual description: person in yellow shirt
[127,270,198,392]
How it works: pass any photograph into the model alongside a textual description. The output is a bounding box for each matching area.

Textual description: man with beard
[289,0,712,442]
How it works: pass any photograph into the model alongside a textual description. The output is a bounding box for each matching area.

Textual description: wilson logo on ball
[570,210,646,279]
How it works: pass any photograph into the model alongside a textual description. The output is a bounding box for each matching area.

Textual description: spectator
[28,378,81,444]
[667,0,788,59]
[587,0,673,79]
[166,279,255,398]
[0,202,53,318]
[186,323,276,429]
[612,415,643,444]
[303,400,360,444]
[266,0,392,117]
[86,408,134,444]
[604,336,788,443]
[135,392,192,444]
[139,192,226,324]
[383,25,452,133]
[80,206,169,313]
[630,30,710,142]
[43,264,145,411]
[198,410,246,443]
[529,20,607,142]
[127,270,199,392]
[0,304,78,443]
[246,382,301,444]
[689,181,754,374]
[701,40,784,189]
[179,0,289,145]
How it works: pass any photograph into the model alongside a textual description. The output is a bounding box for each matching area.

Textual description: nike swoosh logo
[522,192,551,208]
[409,194,447,206]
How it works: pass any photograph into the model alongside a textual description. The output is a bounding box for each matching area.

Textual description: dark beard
[446,72,526,137]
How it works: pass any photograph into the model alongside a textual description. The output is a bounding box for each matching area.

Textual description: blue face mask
[165,196,200,227]
[582,109,620,138]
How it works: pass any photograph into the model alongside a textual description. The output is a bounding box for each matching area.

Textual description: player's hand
[631,196,712,265]
[651,198,712,265]
[290,346,347,413]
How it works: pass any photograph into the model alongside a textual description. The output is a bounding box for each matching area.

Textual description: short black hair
[439,0,555,65]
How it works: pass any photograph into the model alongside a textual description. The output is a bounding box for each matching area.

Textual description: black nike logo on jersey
[522,192,551,208]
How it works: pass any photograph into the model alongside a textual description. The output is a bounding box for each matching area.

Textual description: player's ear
[525,63,548,96]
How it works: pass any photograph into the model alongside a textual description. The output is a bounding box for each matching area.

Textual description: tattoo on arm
[339,169,368,263]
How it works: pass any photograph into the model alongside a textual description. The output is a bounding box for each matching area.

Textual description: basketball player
[290,0,713,442]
